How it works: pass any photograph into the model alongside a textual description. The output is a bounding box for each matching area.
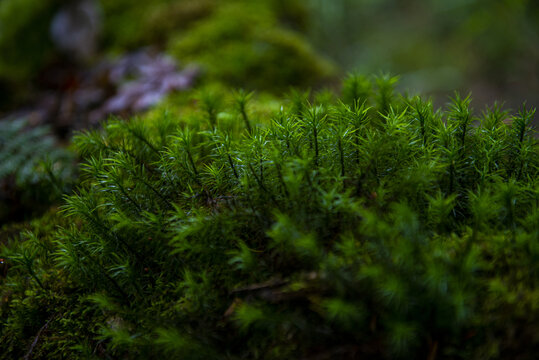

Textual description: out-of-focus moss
[0,0,61,106]
[0,0,334,108]
[101,0,335,90]
[168,2,335,91]
[99,0,311,52]
[0,0,59,83]
[99,0,216,51]
[0,119,77,224]
[305,0,539,110]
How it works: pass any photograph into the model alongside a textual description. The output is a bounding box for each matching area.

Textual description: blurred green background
[306,0,539,111]
[0,0,537,113]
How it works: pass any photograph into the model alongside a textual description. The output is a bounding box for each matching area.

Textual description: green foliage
[0,0,60,107]
[0,119,76,223]
[168,1,334,91]
[0,211,104,360]
[306,0,539,107]
[100,0,215,51]
[0,0,332,111]
[0,0,59,83]
[1,75,538,358]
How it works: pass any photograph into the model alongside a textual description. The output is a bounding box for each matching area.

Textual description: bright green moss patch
[1,75,538,359]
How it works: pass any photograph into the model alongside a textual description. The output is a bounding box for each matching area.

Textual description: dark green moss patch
[1,75,538,359]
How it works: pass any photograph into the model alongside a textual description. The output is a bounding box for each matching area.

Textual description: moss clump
[1,75,538,359]
[0,210,105,359]
[100,0,215,51]
[168,1,334,91]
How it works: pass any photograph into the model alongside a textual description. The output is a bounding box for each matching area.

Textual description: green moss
[1,75,538,359]
[0,119,77,223]
[168,2,334,91]
[100,0,216,51]
[100,0,335,91]
[0,0,61,106]
[0,0,331,107]
[0,0,59,83]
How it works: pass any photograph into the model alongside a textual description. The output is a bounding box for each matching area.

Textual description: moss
[0,119,77,224]
[0,0,333,110]
[99,0,216,51]
[0,0,62,107]
[2,75,537,359]
[0,0,60,83]
[168,1,335,91]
